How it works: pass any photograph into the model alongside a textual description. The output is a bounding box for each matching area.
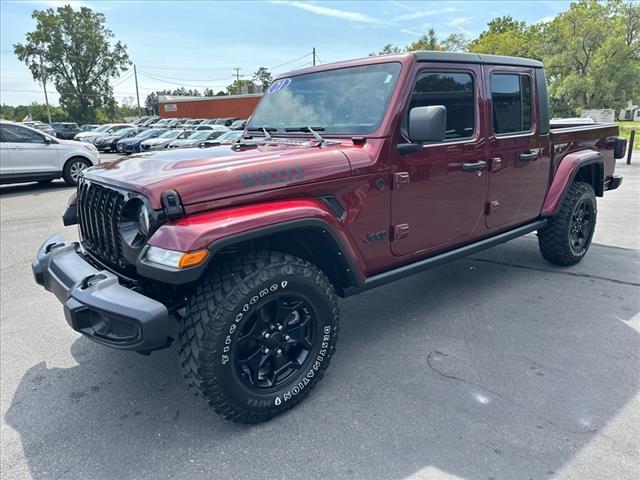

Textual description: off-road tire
[62,157,91,186]
[538,181,597,266]
[178,252,340,424]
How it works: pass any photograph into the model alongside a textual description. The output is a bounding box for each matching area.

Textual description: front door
[391,65,488,257]
[484,66,548,229]
[1,123,59,176]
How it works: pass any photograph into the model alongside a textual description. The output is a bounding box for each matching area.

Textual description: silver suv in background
[0,120,100,186]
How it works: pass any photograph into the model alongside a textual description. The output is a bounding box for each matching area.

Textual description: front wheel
[538,181,597,266]
[178,252,340,424]
[62,157,91,186]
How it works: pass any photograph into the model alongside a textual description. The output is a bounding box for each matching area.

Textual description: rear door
[484,66,548,229]
[390,64,488,257]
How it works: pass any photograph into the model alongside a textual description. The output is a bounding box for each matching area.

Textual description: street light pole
[40,56,52,124]
[134,64,142,117]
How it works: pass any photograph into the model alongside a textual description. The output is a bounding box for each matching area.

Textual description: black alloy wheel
[234,294,317,391]
[568,199,593,255]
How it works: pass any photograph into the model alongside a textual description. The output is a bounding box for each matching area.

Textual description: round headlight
[119,198,150,247]
[137,203,150,236]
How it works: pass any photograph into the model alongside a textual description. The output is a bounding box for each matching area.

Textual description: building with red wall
[158,94,262,119]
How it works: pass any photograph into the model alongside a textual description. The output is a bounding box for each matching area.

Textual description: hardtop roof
[412,51,543,68]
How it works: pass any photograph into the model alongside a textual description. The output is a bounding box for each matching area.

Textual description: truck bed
[549,122,618,180]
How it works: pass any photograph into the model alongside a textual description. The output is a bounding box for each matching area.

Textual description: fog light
[145,246,208,269]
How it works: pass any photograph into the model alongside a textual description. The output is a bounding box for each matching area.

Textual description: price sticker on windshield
[268,78,292,94]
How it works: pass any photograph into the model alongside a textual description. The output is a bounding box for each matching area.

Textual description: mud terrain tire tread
[538,181,596,266]
[178,251,339,424]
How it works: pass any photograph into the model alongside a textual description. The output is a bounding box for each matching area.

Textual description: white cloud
[393,7,457,22]
[269,1,383,24]
[400,28,421,36]
[445,16,475,36]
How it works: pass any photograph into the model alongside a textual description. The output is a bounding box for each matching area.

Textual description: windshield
[217,131,243,143]
[135,129,165,139]
[159,130,183,139]
[93,124,111,132]
[190,131,211,140]
[248,62,401,135]
[177,130,195,139]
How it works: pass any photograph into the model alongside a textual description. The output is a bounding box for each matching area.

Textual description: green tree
[542,0,640,114]
[441,34,468,52]
[144,90,170,115]
[13,5,130,123]
[369,43,404,56]
[467,15,541,58]
[253,67,273,92]
[226,79,257,95]
[406,28,441,51]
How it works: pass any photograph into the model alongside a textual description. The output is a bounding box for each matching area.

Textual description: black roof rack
[412,51,543,68]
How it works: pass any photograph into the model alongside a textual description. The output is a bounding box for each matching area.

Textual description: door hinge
[485,200,500,215]
[393,223,410,241]
[393,172,410,190]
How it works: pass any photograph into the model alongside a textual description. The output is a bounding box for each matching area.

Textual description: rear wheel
[538,181,597,265]
[62,157,91,186]
[178,252,340,424]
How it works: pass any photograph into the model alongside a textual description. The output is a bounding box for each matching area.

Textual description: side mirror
[408,105,447,143]
[43,136,52,144]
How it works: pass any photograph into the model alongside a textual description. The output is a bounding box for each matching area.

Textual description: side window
[409,71,475,141]
[1,124,45,143]
[491,73,533,135]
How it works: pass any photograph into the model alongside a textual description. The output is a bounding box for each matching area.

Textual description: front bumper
[32,235,170,351]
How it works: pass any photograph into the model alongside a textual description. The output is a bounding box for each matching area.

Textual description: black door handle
[461,160,487,171]
[519,151,538,162]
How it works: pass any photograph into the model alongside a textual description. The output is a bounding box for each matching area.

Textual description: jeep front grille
[77,179,127,270]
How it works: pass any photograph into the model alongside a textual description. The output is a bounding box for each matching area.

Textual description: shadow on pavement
[4,240,640,480]
[0,180,73,198]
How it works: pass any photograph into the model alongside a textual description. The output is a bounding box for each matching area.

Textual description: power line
[136,69,245,83]
[268,52,312,70]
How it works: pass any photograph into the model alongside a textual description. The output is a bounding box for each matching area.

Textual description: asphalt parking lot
[1,155,638,480]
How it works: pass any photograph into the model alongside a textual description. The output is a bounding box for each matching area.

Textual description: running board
[343,220,547,297]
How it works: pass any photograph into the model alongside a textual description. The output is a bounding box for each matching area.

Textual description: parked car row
[114,126,242,154]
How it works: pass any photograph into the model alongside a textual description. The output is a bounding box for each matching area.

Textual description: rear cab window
[491,73,533,135]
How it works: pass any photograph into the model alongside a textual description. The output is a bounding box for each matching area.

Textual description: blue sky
[0,0,571,107]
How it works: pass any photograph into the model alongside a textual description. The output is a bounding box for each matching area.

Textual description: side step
[344,220,547,297]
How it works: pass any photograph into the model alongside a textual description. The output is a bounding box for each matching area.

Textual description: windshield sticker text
[268,78,292,94]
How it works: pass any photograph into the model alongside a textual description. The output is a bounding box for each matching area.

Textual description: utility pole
[133,64,142,117]
[233,67,241,81]
[40,56,52,124]
[312,47,316,66]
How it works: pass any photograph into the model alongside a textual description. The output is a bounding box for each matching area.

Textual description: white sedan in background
[140,129,194,151]
[167,129,228,149]
[0,120,100,186]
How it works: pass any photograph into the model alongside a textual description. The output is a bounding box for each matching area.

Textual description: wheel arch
[209,219,363,296]
[143,200,366,296]
[542,150,604,216]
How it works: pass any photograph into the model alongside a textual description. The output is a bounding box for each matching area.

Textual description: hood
[84,141,359,209]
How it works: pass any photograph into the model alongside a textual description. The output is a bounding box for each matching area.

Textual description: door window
[408,71,475,141]
[491,74,532,135]
[0,124,46,143]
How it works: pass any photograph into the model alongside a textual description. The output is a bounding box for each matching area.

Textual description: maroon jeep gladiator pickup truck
[32,52,625,423]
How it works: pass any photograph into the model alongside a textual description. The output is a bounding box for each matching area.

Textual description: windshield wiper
[284,126,326,143]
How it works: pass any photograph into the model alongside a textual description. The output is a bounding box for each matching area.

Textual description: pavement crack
[467,257,640,287]
[426,351,506,400]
